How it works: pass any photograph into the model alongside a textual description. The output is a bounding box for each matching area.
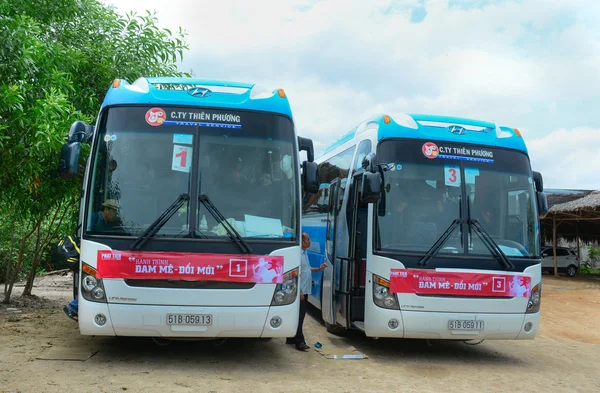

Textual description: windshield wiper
[468,218,515,270]
[130,193,190,250]
[418,219,464,266]
[198,194,253,254]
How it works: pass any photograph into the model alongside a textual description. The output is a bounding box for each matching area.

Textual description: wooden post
[576,220,581,262]
[553,218,558,277]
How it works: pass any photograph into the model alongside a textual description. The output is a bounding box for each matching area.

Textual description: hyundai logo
[448,125,467,135]
[187,87,212,98]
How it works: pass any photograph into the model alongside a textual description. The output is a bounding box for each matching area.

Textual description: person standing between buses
[63,199,121,322]
[287,232,327,351]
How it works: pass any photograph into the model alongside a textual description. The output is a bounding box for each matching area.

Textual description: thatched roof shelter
[539,188,600,275]
[541,189,600,246]
[546,189,593,210]
[548,191,600,217]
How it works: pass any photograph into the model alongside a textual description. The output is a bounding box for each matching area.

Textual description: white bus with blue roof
[58,77,319,339]
[302,113,548,341]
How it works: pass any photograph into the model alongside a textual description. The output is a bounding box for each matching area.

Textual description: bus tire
[325,322,346,336]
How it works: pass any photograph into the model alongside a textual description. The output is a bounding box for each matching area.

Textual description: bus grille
[124,280,255,289]
[416,294,514,299]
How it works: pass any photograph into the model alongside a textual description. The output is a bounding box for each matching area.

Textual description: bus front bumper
[78,300,299,338]
[365,308,540,340]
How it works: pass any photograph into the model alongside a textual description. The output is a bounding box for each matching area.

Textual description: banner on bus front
[96,250,284,283]
[390,269,531,297]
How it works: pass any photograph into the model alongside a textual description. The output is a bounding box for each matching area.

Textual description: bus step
[351,321,365,332]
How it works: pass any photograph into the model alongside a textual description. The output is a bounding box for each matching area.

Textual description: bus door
[321,178,340,327]
[338,172,368,330]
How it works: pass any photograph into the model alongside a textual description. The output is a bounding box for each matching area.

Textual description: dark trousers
[288,294,308,345]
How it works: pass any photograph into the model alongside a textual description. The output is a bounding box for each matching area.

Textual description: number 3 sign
[172,145,192,173]
[444,165,461,187]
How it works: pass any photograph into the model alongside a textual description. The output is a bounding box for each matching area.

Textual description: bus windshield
[86,106,298,240]
[376,138,539,258]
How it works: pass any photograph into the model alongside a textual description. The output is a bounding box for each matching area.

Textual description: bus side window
[353,140,372,173]
[303,183,330,215]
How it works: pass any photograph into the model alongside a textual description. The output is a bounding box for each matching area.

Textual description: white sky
[103,0,600,190]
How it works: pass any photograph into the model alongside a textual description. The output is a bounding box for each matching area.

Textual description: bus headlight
[372,274,399,310]
[526,283,541,314]
[81,263,107,303]
[82,275,97,292]
[271,268,298,306]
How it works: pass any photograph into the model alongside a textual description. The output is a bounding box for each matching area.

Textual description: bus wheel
[325,322,346,336]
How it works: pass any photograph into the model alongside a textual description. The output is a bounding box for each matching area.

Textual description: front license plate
[166,314,212,326]
[448,320,484,331]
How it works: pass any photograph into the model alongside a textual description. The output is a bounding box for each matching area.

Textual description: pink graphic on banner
[390,269,532,297]
[97,250,283,283]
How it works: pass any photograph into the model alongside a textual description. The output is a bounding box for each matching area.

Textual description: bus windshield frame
[84,105,299,243]
[374,138,540,265]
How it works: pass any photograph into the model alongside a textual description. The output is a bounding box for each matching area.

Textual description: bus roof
[319,113,529,157]
[100,77,293,118]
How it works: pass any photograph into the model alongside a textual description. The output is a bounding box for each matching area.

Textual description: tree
[0,0,190,303]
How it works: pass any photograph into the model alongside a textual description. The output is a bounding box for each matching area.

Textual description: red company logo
[101,253,122,261]
[422,142,439,159]
[145,108,166,126]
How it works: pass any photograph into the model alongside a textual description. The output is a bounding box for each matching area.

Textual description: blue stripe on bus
[163,120,242,129]
[437,154,495,163]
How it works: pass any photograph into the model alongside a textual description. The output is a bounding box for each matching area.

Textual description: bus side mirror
[59,142,82,179]
[298,136,315,162]
[361,152,377,173]
[533,171,544,192]
[68,120,94,143]
[361,171,382,204]
[537,191,548,219]
[302,160,319,193]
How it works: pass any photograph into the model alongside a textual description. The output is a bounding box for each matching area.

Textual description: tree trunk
[2,220,41,304]
[22,223,42,296]
[3,219,16,298]
[576,220,580,262]
[22,198,72,296]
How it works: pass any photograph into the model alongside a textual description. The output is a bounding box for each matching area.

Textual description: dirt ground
[1,273,599,393]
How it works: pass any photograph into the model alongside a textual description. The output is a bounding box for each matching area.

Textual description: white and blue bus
[302,113,548,341]
[58,77,318,339]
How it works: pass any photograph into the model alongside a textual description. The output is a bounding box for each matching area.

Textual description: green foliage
[580,245,600,275]
[587,245,600,260]
[0,0,189,300]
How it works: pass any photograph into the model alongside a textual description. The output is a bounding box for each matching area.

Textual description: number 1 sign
[172,144,192,173]
[229,259,248,277]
